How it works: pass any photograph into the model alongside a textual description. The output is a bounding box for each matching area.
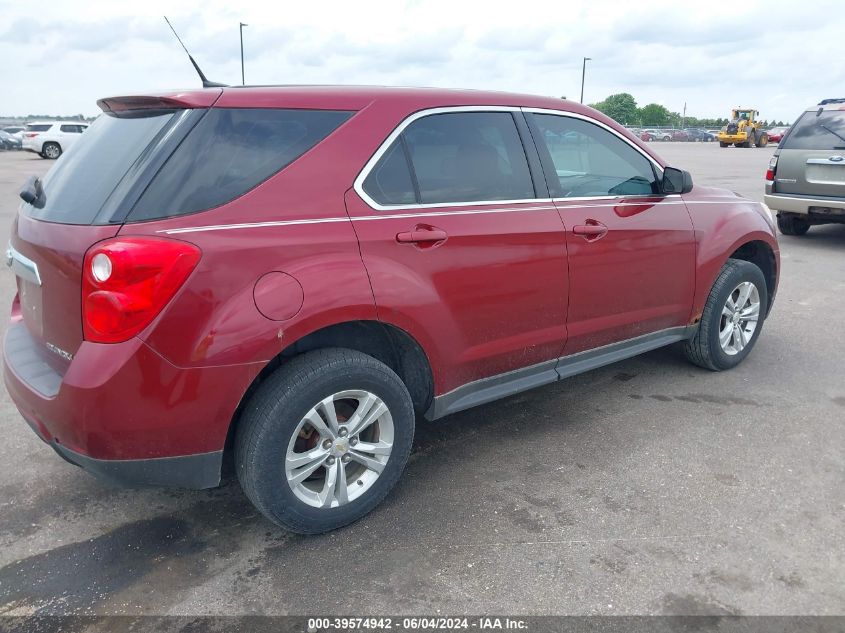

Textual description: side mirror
[20,175,45,208]
[662,166,693,194]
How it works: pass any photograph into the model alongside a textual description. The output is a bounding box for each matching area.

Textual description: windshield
[21,111,178,224]
[782,110,845,150]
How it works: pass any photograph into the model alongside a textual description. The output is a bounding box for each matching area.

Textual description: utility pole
[580,57,591,104]
[239,22,248,85]
[682,102,687,129]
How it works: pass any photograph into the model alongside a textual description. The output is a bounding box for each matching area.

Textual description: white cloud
[0,0,840,122]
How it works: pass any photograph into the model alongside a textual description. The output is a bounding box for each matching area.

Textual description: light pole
[239,22,248,85]
[580,57,591,104]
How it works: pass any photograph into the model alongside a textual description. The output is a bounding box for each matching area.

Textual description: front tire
[42,142,61,159]
[235,348,415,534]
[683,259,768,371]
[777,213,810,236]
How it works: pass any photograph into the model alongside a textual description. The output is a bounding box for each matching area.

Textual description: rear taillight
[24,133,39,138]
[766,155,778,181]
[82,237,201,343]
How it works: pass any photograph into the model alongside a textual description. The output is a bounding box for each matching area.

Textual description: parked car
[5,86,779,534]
[670,129,690,142]
[0,130,22,150]
[641,128,670,141]
[765,99,845,235]
[766,127,788,143]
[639,130,655,142]
[21,121,89,159]
[685,128,715,142]
[2,126,25,140]
[707,129,722,137]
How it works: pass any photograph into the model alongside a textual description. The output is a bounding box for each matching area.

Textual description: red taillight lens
[24,133,39,138]
[82,237,201,343]
[766,156,778,182]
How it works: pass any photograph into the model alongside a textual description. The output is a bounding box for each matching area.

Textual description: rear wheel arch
[225,320,434,456]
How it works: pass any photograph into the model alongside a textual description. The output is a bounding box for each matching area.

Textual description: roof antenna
[164,16,227,88]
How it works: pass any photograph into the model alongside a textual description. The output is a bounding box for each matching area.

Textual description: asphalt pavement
[0,143,842,617]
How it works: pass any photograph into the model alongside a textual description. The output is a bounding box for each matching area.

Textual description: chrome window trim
[353,105,550,211]
[353,105,672,212]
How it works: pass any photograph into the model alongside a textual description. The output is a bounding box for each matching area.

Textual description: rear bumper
[764,192,845,215]
[50,441,222,489]
[3,321,253,489]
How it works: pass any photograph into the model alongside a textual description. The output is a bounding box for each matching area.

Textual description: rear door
[525,111,696,354]
[775,109,845,198]
[10,109,192,369]
[347,108,569,395]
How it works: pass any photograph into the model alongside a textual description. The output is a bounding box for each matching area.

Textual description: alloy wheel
[718,281,760,355]
[285,390,394,509]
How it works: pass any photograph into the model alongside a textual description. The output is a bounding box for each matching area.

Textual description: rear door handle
[572,222,608,240]
[396,228,448,244]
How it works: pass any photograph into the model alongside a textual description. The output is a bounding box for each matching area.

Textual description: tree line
[586,93,789,128]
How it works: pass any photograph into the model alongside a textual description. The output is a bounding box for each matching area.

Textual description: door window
[528,114,658,198]
[364,111,535,206]
[362,139,416,206]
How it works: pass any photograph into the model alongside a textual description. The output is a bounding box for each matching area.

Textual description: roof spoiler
[818,98,845,105]
[97,92,222,114]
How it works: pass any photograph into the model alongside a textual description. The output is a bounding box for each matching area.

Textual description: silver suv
[765,98,845,235]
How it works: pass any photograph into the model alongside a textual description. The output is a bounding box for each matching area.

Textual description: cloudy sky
[1,0,841,122]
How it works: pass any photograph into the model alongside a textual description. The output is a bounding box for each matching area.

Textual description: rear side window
[60,124,84,133]
[22,111,178,224]
[781,110,845,150]
[528,114,658,197]
[402,112,535,205]
[130,108,352,221]
[362,140,416,206]
[26,124,52,132]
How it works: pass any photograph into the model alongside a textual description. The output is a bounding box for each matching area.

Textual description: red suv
[4,87,779,533]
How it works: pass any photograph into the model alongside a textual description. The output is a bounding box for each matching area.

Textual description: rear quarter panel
[683,186,780,320]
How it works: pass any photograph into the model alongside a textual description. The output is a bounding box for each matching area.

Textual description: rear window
[25,124,52,132]
[782,110,845,150]
[129,108,352,221]
[22,112,178,224]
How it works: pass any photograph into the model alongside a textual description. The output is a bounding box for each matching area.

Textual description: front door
[346,109,569,396]
[526,111,696,355]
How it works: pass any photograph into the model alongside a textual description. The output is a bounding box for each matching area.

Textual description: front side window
[528,114,658,198]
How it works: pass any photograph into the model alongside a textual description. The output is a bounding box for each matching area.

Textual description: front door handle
[396,228,448,244]
[572,221,608,241]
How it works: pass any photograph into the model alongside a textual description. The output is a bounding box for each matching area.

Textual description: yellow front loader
[717,108,769,147]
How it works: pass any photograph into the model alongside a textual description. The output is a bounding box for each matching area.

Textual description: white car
[22,121,89,159]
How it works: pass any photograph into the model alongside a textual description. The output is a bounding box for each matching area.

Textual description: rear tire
[235,348,415,534]
[42,142,61,159]
[757,133,769,147]
[719,142,729,147]
[777,213,810,236]
[683,259,768,371]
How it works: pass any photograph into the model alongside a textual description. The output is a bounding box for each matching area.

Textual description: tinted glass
[131,108,352,221]
[402,112,534,204]
[363,140,416,205]
[26,124,52,132]
[21,111,177,224]
[781,111,845,150]
[529,114,658,197]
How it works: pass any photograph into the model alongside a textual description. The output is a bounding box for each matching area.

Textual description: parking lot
[0,144,842,616]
